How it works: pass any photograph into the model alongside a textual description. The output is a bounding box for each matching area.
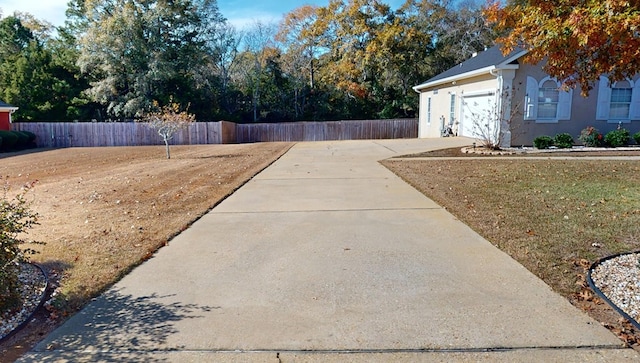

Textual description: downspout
[9,108,16,124]
[7,108,18,131]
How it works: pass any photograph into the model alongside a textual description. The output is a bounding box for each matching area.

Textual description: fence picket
[12,119,417,147]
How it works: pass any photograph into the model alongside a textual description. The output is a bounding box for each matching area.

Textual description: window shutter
[596,76,611,120]
[557,88,573,120]
[630,80,640,120]
[524,76,538,120]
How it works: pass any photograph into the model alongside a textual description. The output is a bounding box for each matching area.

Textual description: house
[413,45,640,146]
[0,100,18,131]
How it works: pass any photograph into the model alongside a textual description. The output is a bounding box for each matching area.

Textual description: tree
[0,16,75,121]
[77,0,226,119]
[278,0,495,120]
[141,99,195,159]
[47,26,97,120]
[485,0,640,95]
[235,21,278,122]
[277,5,321,119]
[208,23,243,117]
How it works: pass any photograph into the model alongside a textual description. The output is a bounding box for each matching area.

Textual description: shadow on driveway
[29,288,218,362]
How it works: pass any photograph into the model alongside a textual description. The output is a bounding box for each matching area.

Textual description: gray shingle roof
[0,100,16,108]
[416,45,526,88]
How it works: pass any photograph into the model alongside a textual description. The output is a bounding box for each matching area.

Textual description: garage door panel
[461,93,496,139]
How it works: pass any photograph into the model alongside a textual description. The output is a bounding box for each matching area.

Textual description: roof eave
[413,64,521,93]
[413,49,529,93]
[499,49,529,67]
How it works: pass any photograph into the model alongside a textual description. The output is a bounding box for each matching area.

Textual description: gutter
[413,65,519,93]
[413,49,528,93]
[0,106,19,124]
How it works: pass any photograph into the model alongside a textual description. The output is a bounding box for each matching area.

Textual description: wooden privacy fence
[235,119,417,143]
[12,119,417,148]
[13,121,237,148]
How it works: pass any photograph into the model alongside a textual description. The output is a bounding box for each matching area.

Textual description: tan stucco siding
[418,74,498,138]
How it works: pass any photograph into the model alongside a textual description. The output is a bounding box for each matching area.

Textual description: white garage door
[460,92,496,139]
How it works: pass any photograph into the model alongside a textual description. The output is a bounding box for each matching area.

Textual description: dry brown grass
[4,144,292,310]
[0,143,292,358]
[382,152,640,346]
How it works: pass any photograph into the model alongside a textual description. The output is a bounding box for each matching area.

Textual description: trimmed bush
[12,131,29,149]
[20,130,36,143]
[14,131,37,149]
[632,131,640,145]
[533,135,554,149]
[0,131,18,151]
[554,133,574,148]
[604,128,630,147]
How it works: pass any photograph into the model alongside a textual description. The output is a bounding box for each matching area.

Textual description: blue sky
[1,0,406,29]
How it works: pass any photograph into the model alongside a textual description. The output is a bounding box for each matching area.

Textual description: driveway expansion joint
[214,207,444,214]
[49,345,627,355]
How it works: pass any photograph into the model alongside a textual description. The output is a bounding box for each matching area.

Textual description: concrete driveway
[19,138,639,362]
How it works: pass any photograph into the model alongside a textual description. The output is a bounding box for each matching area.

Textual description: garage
[459,91,497,139]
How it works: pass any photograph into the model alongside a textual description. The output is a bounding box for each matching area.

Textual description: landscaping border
[0,263,50,343]
[587,252,640,331]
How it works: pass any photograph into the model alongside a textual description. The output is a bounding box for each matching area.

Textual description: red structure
[0,100,18,131]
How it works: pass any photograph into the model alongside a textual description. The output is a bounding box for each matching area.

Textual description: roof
[413,45,528,91]
[0,100,17,109]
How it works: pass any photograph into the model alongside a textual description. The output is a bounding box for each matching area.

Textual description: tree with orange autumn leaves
[277,0,494,119]
[485,0,640,95]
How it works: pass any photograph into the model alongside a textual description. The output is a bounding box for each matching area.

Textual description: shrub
[20,130,36,143]
[533,135,554,149]
[604,128,630,147]
[0,130,18,151]
[578,126,603,147]
[633,131,640,145]
[13,131,37,149]
[12,131,29,149]
[0,181,40,314]
[16,131,37,149]
[554,133,574,148]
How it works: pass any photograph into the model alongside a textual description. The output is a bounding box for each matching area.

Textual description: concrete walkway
[20,138,639,362]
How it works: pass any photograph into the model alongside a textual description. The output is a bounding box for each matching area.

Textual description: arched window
[596,77,640,122]
[538,80,559,119]
[524,76,573,122]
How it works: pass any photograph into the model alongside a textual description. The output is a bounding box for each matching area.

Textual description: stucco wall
[511,63,640,146]
[418,73,498,138]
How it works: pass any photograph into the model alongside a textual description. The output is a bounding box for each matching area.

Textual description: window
[596,77,640,122]
[524,76,572,122]
[538,80,559,119]
[449,93,456,125]
[427,97,432,124]
[609,81,632,119]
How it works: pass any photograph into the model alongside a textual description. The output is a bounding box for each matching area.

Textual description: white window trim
[427,97,431,125]
[524,76,572,123]
[596,76,640,123]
